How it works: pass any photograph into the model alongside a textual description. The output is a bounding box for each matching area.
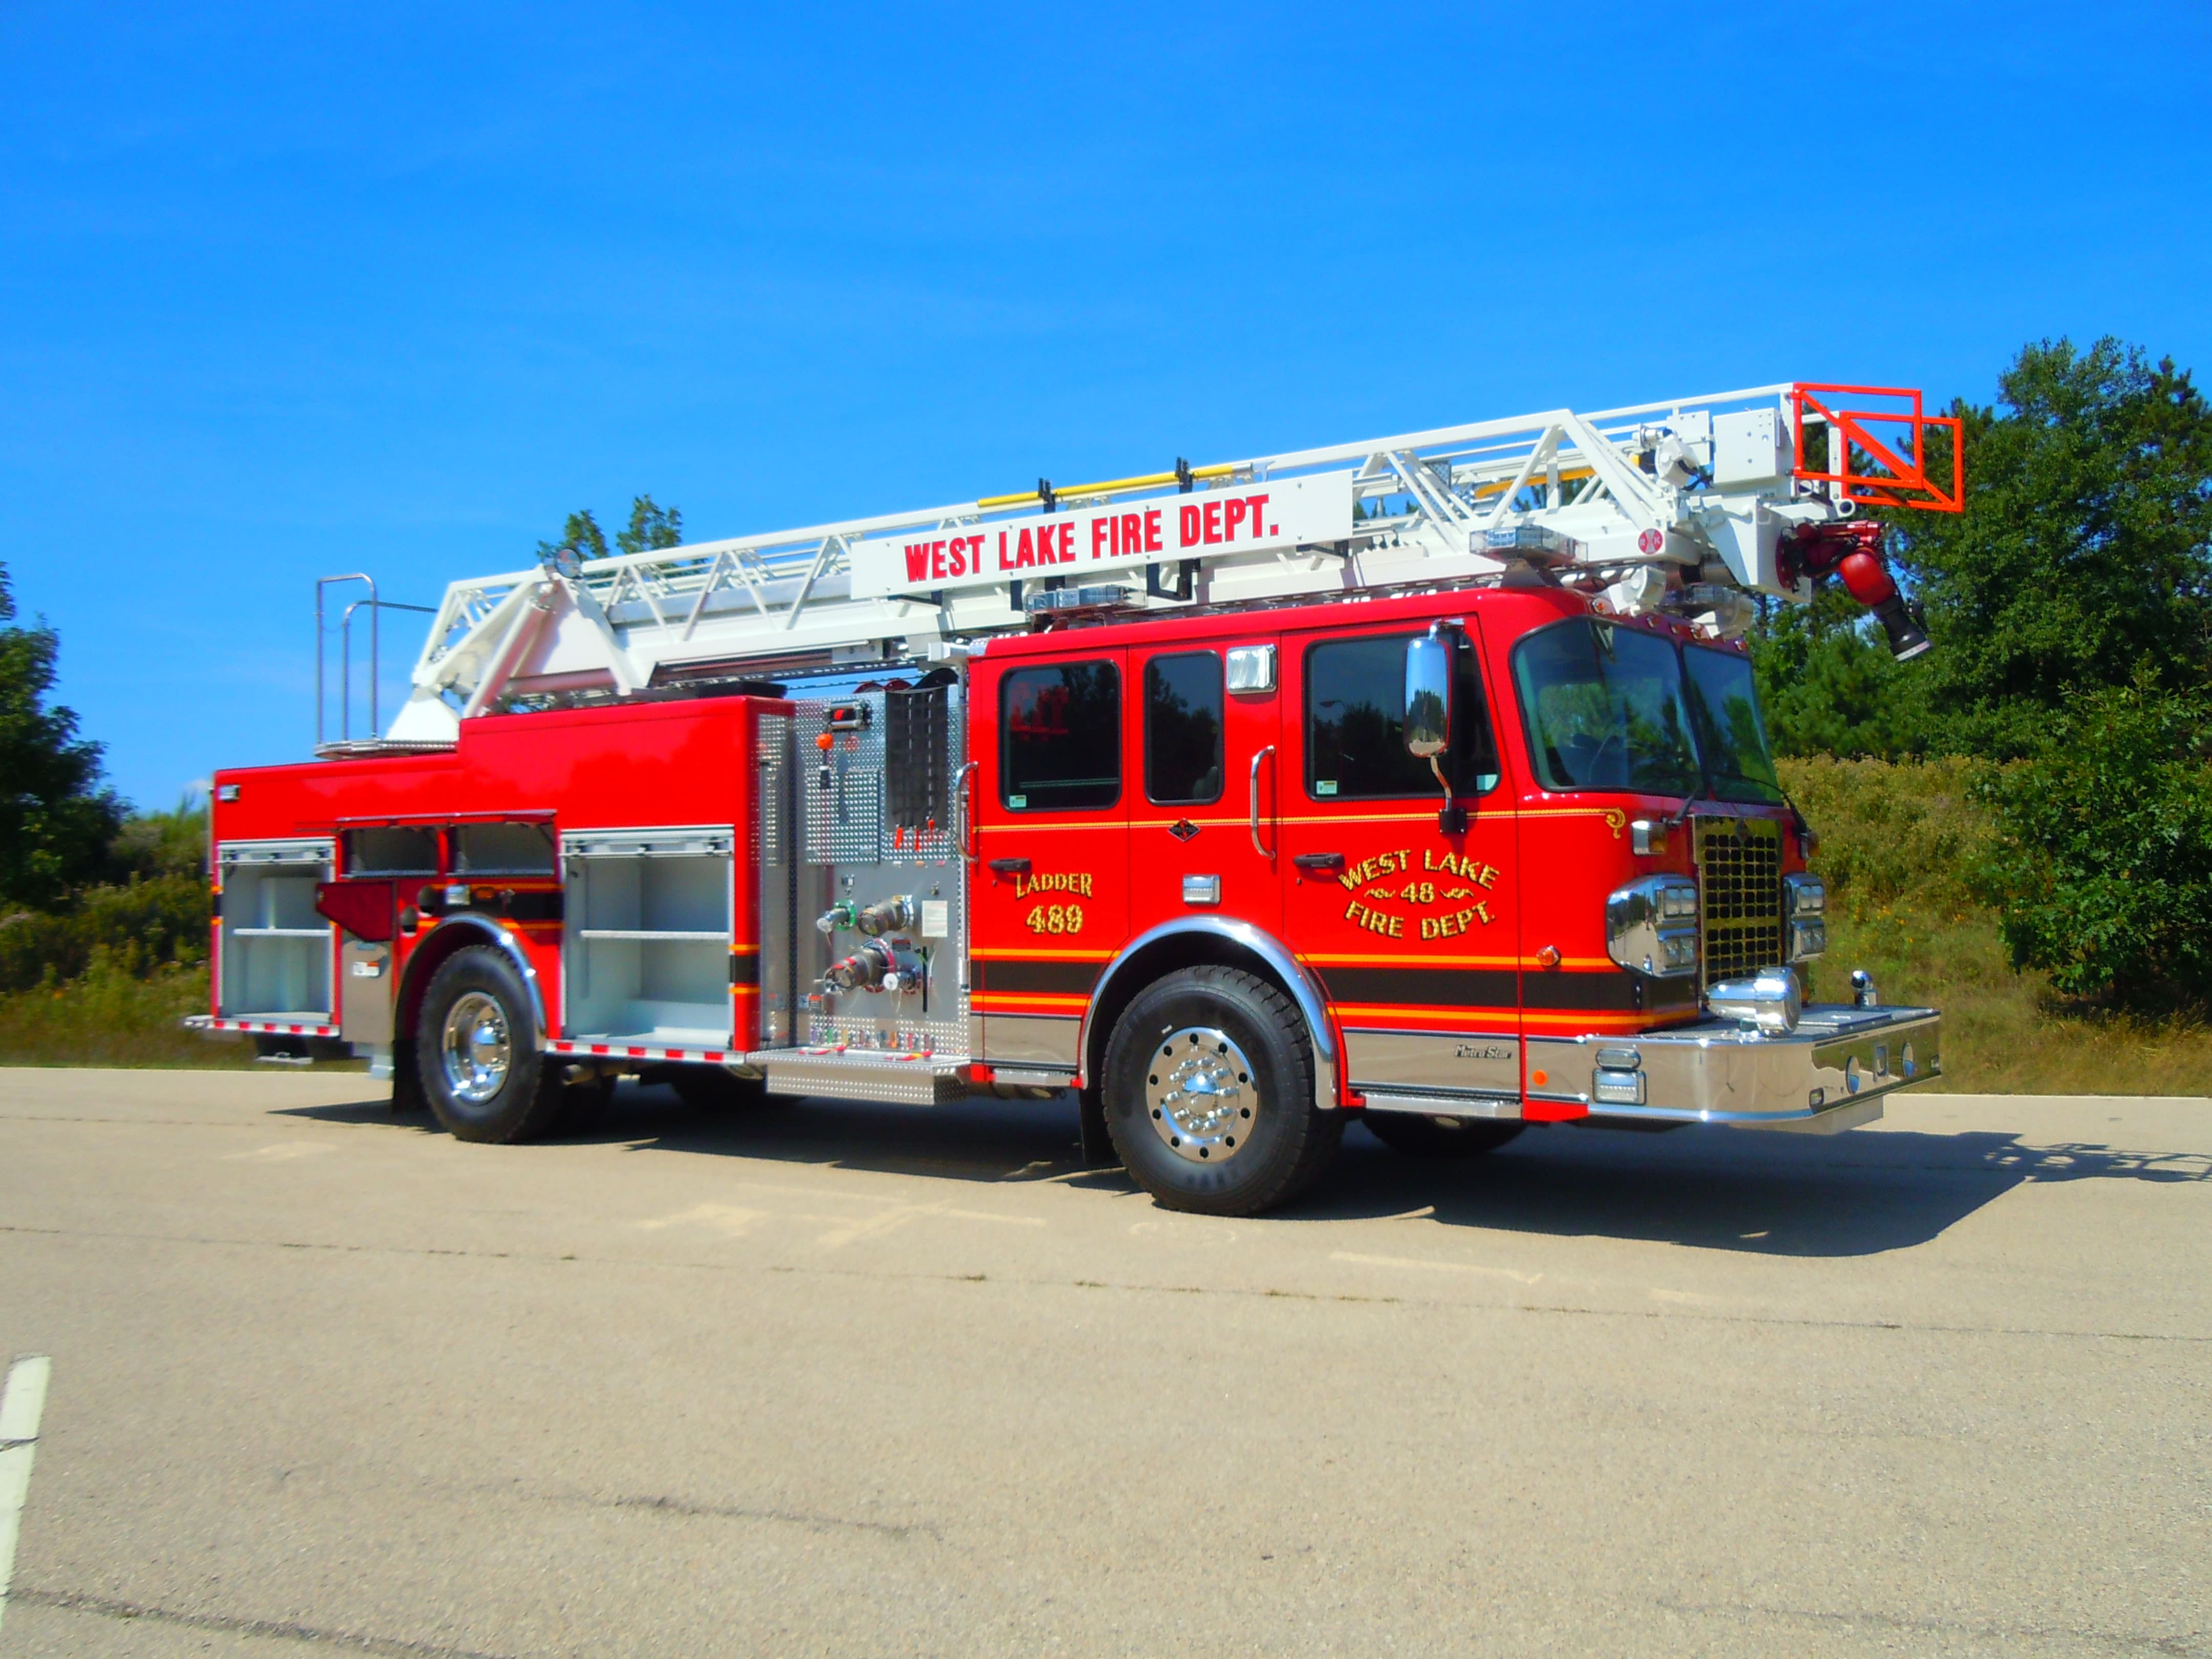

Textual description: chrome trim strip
[1077,917,1341,1112]
[1359,1086,1520,1120]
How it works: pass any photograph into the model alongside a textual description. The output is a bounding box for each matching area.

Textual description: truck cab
[960,582,1937,1211]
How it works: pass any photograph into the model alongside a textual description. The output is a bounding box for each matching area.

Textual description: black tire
[414,946,565,1143]
[667,1066,790,1112]
[1361,1113,1524,1159]
[1101,966,1342,1216]
[390,1038,427,1114]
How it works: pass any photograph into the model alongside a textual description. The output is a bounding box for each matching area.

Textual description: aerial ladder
[352,382,1960,753]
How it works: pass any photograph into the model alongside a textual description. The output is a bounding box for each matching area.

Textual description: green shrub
[0,871,211,994]
[1978,684,2212,1007]
[1777,754,1991,916]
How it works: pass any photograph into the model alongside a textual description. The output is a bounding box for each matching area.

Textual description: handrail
[1249,746,1276,860]
[952,761,981,863]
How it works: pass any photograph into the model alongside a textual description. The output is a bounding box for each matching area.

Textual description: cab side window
[1305,633,1499,800]
[1002,662,1121,811]
[1143,652,1224,805]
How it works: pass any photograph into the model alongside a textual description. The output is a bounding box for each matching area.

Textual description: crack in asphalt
[9,1588,520,1657]
[4,1221,2207,1344]
[583,1490,938,1540]
[1660,1594,2211,1655]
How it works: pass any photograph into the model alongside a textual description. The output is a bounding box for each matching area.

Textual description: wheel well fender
[394,915,550,1047]
[1078,920,1339,1112]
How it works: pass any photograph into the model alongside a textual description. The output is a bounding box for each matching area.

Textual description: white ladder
[381,381,1954,745]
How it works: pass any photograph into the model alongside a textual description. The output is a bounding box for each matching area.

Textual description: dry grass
[0,962,262,1068]
[1784,756,2212,1095]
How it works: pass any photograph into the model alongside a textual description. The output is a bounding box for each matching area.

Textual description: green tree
[0,558,125,908]
[1885,338,2212,757]
[536,509,609,563]
[1981,677,2212,1007]
[534,496,684,564]
[1751,589,1927,759]
[616,495,683,555]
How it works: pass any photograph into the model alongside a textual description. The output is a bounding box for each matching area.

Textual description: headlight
[1787,917,1828,962]
[1782,874,1825,917]
[1605,876,1699,979]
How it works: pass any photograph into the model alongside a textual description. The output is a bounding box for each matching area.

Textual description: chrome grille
[1695,817,1782,986]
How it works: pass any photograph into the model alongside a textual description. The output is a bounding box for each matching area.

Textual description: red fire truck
[194,383,1960,1215]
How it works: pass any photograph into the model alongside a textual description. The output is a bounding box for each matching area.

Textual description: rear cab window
[1001,661,1121,811]
[1143,651,1224,805]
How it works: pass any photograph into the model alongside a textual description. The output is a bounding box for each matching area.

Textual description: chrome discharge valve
[816,895,918,938]
[821,939,924,996]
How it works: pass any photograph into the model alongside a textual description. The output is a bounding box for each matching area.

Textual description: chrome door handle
[952,761,979,861]
[1249,745,1277,860]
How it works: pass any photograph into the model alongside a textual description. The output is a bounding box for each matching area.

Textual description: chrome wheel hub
[441,991,512,1105]
[1146,1026,1257,1164]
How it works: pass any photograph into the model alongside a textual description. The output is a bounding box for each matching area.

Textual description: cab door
[1279,619,1521,1107]
[1126,635,1283,944]
[970,648,1129,1072]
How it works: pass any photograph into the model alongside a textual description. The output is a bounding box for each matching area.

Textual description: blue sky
[4,2,2208,810]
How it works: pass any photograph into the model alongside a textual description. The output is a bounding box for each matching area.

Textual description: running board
[750,1049,972,1106]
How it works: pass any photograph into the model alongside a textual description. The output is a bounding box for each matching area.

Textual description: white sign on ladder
[848,470,1356,599]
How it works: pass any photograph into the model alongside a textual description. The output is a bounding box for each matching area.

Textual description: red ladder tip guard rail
[1791,383,1965,514]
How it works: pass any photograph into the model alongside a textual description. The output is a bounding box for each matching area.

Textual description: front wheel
[1101,966,1341,1217]
[415,946,564,1143]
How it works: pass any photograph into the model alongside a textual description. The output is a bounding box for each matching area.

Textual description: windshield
[1681,644,1784,804]
[1512,619,1702,795]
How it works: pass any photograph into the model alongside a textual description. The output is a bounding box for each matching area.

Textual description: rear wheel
[1102,966,1341,1216]
[1361,1113,1523,1159]
[415,947,564,1143]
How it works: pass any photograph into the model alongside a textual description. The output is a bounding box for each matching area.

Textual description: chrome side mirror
[1403,627,1451,758]
[1404,622,1466,834]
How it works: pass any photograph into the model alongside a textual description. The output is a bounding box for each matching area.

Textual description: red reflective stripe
[590,1044,609,1055]
[626,1047,647,1058]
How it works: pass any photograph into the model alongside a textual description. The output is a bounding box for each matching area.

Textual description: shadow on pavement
[279,1084,2210,1260]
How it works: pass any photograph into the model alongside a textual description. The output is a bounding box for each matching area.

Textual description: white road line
[0,1353,53,1635]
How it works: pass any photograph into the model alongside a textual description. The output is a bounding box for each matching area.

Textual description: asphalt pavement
[0,1067,2206,1657]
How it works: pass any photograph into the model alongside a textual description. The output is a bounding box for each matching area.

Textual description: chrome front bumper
[1526,1004,1941,1132]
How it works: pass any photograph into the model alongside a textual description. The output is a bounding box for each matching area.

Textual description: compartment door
[1279,622,1521,1107]
[971,650,1129,1072]
[217,839,336,1018]
[1127,636,1284,945]
[560,827,736,1046]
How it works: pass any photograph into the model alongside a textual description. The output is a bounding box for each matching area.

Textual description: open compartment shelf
[218,840,334,1018]
[561,827,734,1045]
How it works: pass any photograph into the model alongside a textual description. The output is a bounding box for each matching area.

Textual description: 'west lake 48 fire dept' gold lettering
[1339,847,1504,940]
